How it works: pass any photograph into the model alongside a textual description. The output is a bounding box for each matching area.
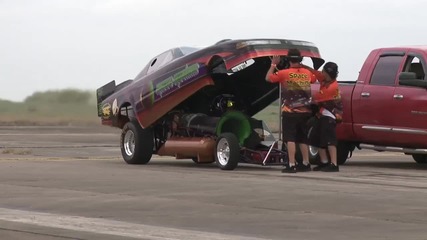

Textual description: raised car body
[97,38,324,170]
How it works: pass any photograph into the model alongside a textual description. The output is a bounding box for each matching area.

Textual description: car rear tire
[412,154,427,164]
[120,120,153,164]
[215,133,240,170]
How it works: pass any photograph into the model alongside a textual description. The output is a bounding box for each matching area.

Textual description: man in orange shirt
[265,49,316,173]
[302,62,343,172]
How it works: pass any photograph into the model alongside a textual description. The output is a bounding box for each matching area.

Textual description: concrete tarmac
[0,126,426,240]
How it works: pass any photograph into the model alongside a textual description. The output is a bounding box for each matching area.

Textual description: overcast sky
[1,0,426,102]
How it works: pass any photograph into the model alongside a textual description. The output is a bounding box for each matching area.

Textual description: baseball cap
[287,49,303,62]
[323,62,338,78]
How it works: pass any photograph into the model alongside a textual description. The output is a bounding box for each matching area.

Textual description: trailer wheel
[120,120,153,164]
[215,133,240,170]
[412,154,427,164]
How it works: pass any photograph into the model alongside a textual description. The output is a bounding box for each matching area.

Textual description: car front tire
[215,133,240,170]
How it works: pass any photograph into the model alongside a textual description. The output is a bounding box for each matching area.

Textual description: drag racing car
[97,38,324,170]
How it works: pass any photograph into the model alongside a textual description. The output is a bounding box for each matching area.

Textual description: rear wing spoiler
[96,80,134,117]
[96,80,116,117]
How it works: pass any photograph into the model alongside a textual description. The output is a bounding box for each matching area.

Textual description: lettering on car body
[154,63,201,99]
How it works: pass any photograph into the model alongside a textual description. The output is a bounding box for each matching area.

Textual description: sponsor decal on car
[227,59,255,75]
[101,103,112,119]
[154,63,202,99]
[112,99,119,116]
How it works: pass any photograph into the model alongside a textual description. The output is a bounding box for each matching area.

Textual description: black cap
[323,62,339,79]
[287,49,303,63]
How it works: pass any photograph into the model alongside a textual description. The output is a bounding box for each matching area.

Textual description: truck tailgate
[337,81,356,140]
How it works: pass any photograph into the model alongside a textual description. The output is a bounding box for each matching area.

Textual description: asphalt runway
[0,126,426,240]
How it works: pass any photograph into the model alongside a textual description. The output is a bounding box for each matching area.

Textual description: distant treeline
[23,89,96,105]
[0,89,98,126]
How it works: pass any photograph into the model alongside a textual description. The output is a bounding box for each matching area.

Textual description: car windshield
[179,47,199,55]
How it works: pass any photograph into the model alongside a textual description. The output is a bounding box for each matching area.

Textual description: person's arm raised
[300,64,324,83]
[265,55,280,82]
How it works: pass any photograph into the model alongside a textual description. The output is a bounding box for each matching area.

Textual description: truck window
[370,56,403,86]
[403,56,425,80]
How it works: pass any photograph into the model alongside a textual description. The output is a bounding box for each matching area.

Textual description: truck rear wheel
[215,133,240,170]
[337,142,352,165]
[120,120,153,164]
[297,142,351,165]
[296,145,321,165]
[308,145,321,165]
[412,154,427,164]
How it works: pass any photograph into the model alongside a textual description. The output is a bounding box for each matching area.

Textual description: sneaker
[313,162,329,171]
[320,163,339,172]
[296,163,311,172]
[281,164,297,173]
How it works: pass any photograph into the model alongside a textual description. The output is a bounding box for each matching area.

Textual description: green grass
[253,104,281,133]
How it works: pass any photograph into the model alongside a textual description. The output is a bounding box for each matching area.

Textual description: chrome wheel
[216,138,230,166]
[123,130,135,157]
[215,133,239,170]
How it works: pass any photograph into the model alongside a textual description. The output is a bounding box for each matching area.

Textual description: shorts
[281,112,311,144]
[308,116,337,148]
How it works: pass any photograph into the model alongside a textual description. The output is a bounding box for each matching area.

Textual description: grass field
[0,90,99,126]
[0,89,280,131]
[253,104,281,132]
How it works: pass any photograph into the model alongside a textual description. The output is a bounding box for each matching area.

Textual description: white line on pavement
[0,208,267,240]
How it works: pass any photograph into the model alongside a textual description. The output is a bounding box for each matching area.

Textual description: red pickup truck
[319,46,427,165]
